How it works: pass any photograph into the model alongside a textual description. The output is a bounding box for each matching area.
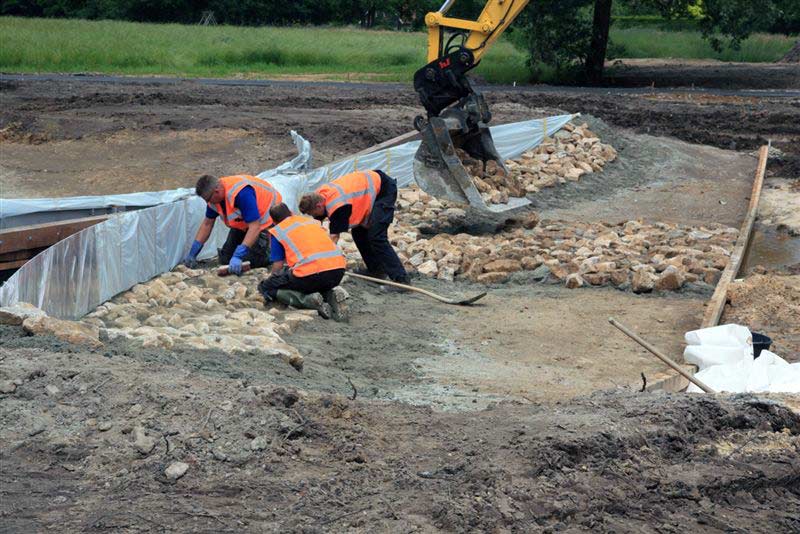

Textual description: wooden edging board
[0,214,110,270]
[645,144,770,392]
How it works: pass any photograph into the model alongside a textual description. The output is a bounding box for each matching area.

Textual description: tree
[519,0,800,84]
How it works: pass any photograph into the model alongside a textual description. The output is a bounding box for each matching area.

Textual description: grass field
[0,17,529,83]
[609,28,796,63]
[0,17,796,84]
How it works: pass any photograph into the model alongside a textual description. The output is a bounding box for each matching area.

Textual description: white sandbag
[687,348,800,393]
[684,324,751,347]
[687,359,751,393]
[683,344,751,370]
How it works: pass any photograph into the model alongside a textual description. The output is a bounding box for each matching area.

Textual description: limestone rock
[250,436,269,451]
[22,316,102,348]
[0,380,18,394]
[632,270,657,294]
[165,461,189,481]
[0,303,46,325]
[477,272,509,284]
[132,426,156,455]
[565,273,584,289]
[417,260,439,277]
[655,265,685,291]
[483,259,522,273]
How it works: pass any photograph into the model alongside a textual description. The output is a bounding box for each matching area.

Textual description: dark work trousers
[218,228,270,268]
[351,172,409,282]
[258,268,345,300]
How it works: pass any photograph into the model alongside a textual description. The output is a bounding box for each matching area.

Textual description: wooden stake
[702,144,769,328]
[609,317,716,393]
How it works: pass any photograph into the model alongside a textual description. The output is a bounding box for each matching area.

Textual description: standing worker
[183,174,282,274]
[298,170,410,288]
[259,203,347,320]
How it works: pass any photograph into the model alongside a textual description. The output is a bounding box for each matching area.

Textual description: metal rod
[608,317,716,394]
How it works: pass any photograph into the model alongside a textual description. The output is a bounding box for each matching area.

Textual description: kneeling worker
[298,170,409,287]
[259,203,346,320]
[183,174,282,274]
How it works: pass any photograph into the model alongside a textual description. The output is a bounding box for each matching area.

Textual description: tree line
[2,0,798,83]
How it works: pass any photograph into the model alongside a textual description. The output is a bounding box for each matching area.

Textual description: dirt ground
[603,58,800,89]
[2,72,800,530]
[2,327,799,533]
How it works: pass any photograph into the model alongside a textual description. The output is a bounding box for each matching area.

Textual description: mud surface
[2,331,799,532]
[1,76,798,199]
[2,72,800,530]
[603,59,800,89]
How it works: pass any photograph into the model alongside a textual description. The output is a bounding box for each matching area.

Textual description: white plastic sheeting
[685,325,800,393]
[0,115,576,319]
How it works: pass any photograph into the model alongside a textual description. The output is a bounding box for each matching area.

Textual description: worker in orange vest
[183,174,282,275]
[259,203,347,320]
[298,170,409,289]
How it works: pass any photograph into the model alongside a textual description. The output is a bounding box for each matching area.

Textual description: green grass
[2,17,794,84]
[609,28,797,62]
[0,16,530,83]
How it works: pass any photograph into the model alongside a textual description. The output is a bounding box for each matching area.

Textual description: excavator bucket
[413,116,531,215]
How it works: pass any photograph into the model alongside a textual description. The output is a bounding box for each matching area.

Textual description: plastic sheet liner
[1,115,576,319]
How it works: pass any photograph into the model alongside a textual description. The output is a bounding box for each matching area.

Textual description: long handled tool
[347,272,486,306]
[609,317,716,394]
[217,261,252,277]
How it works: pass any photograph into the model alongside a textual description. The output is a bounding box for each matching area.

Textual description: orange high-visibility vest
[317,171,381,228]
[209,175,282,231]
[269,215,346,277]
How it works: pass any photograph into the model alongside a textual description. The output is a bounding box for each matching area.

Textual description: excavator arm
[426,0,530,64]
[415,0,530,117]
[412,0,532,215]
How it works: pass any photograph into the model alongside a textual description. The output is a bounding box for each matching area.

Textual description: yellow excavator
[413,0,531,215]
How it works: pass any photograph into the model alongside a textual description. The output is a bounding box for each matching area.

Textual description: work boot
[381,276,411,293]
[275,290,332,319]
[354,267,387,280]
[322,288,349,323]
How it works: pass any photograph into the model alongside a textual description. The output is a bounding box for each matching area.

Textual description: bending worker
[183,174,282,274]
[259,203,346,320]
[298,169,409,287]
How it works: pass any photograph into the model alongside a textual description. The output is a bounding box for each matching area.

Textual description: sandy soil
[723,273,800,360]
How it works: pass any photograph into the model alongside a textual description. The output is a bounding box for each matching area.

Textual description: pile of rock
[80,265,321,369]
[505,122,617,194]
[451,122,616,204]
[457,149,526,205]
[338,217,738,292]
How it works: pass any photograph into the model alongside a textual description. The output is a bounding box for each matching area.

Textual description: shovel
[346,272,486,306]
[217,261,252,277]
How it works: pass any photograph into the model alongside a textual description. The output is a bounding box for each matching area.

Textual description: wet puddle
[743,225,800,273]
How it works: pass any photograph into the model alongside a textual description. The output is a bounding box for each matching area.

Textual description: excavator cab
[412,1,532,216]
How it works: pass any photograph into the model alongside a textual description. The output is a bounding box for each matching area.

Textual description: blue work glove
[182,240,204,268]
[229,244,249,276]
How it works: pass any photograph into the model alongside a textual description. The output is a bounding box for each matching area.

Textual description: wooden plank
[0,259,30,270]
[350,130,419,158]
[646,144,769,393]
[701,144,769,328]
[0,215,109,255]
[0,248,43,262]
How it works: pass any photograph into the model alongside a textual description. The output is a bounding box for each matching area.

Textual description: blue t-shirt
[270,235,286,263]
[205,186,260,223]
